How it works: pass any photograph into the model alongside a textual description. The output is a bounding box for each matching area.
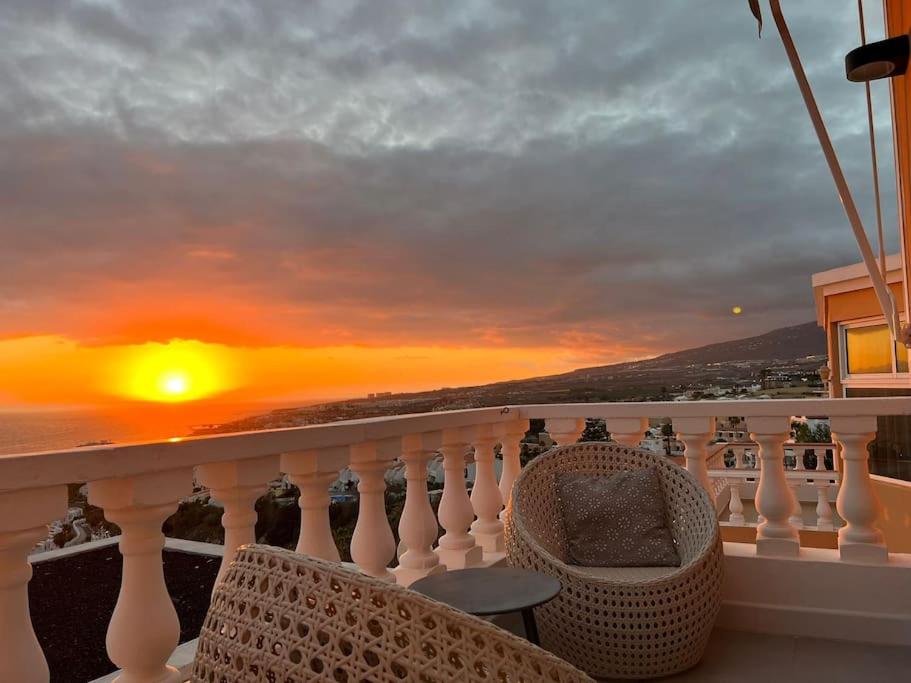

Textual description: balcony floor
[491,615,911,682]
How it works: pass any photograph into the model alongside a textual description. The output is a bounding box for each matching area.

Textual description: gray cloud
[0,0,900,358]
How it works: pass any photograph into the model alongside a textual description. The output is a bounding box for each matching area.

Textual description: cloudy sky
[0,0,900,405]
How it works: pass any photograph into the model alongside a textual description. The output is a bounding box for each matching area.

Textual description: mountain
[463,321,827,403]
[635,321,826,367]
[196,322,828,435]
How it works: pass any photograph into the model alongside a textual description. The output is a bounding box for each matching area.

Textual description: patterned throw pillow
[556,468,680,567]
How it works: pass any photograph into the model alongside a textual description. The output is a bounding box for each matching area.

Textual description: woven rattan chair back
[504,442,723,680]
[191,544,594,683]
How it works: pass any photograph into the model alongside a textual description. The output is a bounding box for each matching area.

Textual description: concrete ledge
[30,536,224,566]
[164,538,224,557]
[30,536,120,564]
[719,542,911,646]
[90,639,199,683]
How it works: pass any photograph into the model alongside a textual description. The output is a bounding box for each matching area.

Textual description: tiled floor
[490,615,911,682]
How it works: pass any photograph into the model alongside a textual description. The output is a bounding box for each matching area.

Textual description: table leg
[520,607,539,645]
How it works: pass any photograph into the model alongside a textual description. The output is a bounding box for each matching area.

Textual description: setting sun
[110,340,238,403]
[161,372,190,397]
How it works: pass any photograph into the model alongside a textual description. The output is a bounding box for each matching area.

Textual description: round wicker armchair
[191,544,594,683]
[504,443,723,680]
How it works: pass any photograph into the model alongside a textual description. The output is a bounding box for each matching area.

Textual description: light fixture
[845,34,910,82]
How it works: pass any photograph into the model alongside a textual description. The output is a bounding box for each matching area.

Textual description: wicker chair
[190,544,594,683]
[504,443,723,680]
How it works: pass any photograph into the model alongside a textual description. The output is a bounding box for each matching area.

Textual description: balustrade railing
[1,398,909,682]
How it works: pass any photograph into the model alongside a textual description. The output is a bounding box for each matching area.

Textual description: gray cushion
[556,468,680,568]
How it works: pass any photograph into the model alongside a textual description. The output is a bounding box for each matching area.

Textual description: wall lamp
[846,34,910,82]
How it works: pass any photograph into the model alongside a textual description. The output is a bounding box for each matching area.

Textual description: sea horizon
[0,398,338,456]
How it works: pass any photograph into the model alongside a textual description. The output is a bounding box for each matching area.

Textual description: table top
[410,568,561,616]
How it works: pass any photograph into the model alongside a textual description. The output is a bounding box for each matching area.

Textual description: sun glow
[113,340,237,403]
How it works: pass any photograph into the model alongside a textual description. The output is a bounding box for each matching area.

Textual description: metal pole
[769,0,900,339]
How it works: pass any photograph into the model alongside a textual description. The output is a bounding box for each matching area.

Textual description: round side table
[410,567,561,645]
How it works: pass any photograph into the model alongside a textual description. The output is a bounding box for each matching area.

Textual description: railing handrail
[708,468,838,481]
[2,395,907,493]
[0,406,513,492]
[518,396,911,419]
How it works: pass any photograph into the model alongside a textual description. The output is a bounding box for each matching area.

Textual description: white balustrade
[788,480,804,529]
[4,397,911,676]
[282,447,347,561]
[604,417,648,447]
[88,469,192,683]
[469,425,504,553]
[814,482,834,530]
[748,417,799,557]
[196,455,279,585]
[0,486,67,683]
[435,428,483,569]
[545,417,585,447]
[831,416,888,564]
[495,420,527,518]
[675,417,716,500]
[735,447,747,469]
[728,482,746,525]
[794,447,806,471]
[394,432,444,586]
[349,440,398,580]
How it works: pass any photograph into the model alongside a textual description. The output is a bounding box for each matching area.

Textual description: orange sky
[0,335,648,409]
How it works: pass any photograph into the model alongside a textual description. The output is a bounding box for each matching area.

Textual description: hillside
[195,322,827,435]
[636,321,825,367]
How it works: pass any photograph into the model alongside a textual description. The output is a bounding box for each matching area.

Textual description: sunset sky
[0,1,900,407]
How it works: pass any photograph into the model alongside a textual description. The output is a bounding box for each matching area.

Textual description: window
[840,320,910,380]
[845,324,893,374]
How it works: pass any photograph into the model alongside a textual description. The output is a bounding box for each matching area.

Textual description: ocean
[0,401,312,456]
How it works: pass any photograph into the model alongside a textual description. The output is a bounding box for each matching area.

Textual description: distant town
[191,321,828,437]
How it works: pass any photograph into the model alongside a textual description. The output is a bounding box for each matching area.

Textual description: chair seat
[572,563,680,583]
[504,442,724,680]
[191,545,594,683]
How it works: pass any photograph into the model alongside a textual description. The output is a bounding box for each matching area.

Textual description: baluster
[794,447,805,471]
[813,448,825,472]
[605,417,648,448]
[394,432,444,586]
[748,417,799,557]
[788,479,804,529]
[728,481,745,525]
[469,425,505,553]
[814,482,834,530]
[545,417,585,447]
[675,417,716,500]
[831,416,888,563]
[88,469,192,683]
[0,486,67,683]
[436,428,483,569]
[735,447,747,469]
[495,420,527,519]
[349,440,397,580]
[282,447,347,561]
[196,456,279,585]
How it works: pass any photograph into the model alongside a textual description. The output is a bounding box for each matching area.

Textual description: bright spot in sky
[731,306,743,315]
[111,340,236,403]
[161,373,189,396]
